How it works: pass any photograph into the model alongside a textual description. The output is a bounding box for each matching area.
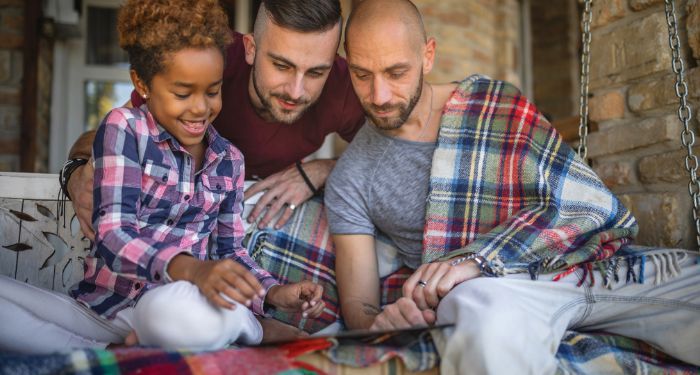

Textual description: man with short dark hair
[63,0,364,240]
[327,0,700,373]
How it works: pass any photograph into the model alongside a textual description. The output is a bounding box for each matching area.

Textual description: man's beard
[366,72,423,131]
[251,65,311,124]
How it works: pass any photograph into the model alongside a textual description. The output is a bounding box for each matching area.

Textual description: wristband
[295,161,319,196]
[59,158,88,201]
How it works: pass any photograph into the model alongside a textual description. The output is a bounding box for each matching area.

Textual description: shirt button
[134,283,141,290]
[154,272,161,281]
[216,184,221,190]
[162,175,168,182]
[184,194,190,200]
[166,219,174,226]
[99,210,106,216]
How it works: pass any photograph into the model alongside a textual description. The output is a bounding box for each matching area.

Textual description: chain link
[664,0,700,250]
[577,0,593,162]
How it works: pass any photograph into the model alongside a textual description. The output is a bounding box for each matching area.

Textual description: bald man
[325,0,700,373]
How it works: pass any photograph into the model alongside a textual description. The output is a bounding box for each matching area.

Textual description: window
[49,0,130,172]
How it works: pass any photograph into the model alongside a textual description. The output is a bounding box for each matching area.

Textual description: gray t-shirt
[325,122,436,269]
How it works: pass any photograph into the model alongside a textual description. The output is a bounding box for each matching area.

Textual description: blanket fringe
[549,249,689,288]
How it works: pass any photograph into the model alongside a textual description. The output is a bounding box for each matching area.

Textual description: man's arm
[333,234,381,330]
[68,130,96,159]
[66,130,97,240]
[65,99,133,240]
[244,158,335,229]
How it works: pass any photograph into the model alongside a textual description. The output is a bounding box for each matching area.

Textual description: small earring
[142,94,148,99]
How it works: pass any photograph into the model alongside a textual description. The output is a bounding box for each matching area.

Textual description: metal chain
[577,0,593,162]
[664,0,700,250]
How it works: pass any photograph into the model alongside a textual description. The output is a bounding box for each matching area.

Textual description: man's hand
[244,159,335,229]
[68,162,96,241]
[265,281,325,318]
[369,297,436,331]
[168,255,265,310]
[402,258,481,311]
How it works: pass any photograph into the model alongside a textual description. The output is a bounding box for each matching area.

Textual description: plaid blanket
[424,75,639,275]
[246,197,411,334]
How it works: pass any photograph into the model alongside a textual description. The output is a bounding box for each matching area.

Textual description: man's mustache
[370,103,402,112]
[270,93,309,106]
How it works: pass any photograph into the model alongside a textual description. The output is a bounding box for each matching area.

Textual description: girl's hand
[265,281,325,318]
[168,255,264,310]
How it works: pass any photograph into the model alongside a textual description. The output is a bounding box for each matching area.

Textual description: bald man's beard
[251,65,312,124]
[365,73,423,131]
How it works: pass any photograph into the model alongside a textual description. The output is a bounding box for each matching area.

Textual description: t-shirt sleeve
[324,138,376,236]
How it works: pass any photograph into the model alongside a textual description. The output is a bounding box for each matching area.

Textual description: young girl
[0,0,323,353]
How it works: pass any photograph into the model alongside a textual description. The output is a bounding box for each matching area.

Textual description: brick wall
[585,0,700,248]
[419,0,522,86]
[0,0,23,171]
[0,1,52,172]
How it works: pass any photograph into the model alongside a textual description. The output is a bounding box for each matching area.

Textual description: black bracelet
[295,161,318,196]
[59,158,88,201]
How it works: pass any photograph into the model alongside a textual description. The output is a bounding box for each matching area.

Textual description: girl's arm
[210,156,279,315]
[93,108,188,284]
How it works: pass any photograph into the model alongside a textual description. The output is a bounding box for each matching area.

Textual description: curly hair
[117,0,232,86]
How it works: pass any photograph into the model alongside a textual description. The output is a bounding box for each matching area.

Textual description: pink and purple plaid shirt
[70,105,278,319]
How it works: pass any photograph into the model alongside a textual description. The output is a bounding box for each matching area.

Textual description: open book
[260,323,454,347]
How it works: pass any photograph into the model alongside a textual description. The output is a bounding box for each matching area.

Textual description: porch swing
[575,0,700,251]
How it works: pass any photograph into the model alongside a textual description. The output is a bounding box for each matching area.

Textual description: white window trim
[49,0,129,172]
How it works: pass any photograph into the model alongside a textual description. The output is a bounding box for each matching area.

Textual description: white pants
[436,250,700,375]
[0,276,262,354]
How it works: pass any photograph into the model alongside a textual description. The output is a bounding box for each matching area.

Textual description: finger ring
[418,280,427,288]
[288,203,297,211]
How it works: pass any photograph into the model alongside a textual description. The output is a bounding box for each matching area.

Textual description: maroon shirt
[132,32,365,179]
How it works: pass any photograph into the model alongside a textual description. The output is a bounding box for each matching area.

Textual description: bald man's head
[345,0,426,54]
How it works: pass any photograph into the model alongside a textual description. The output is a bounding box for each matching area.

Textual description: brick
[589,90,625,121]
[591,0,626,28]
[0,154,19,172]
[0,88,19,105]
[9,49,21,85]
[691,67,700,100]
[590,12,671,89]
[618,192,692,248]
[593,160,635,188]
[628,73,676,113]
[638,146,700,184]
[629,0,663,11]
[0,49,9,83]
[627,68,700,113]
[586,114,682,157]
[0,33,22,48]
[0,106,20,132]
[1,9,23,34]
[688,0,700,60]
